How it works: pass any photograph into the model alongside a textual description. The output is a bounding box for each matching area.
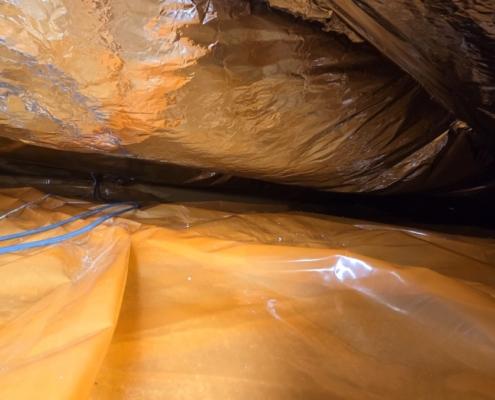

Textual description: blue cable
[0,202,135,242]
[0,203,138,255]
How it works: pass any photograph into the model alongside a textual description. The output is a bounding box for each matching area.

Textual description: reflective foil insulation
[1,0,493,192]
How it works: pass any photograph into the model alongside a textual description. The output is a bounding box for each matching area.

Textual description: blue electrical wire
[0,203,138,255]
[0,202,135,242]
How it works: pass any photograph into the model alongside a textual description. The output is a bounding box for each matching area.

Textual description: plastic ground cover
[0,188,493,399]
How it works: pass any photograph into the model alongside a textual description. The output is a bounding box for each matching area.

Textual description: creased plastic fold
[0,189,131,399]
[93,197,495,399]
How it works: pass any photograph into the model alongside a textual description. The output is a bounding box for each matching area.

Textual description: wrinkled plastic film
[0,189,493,399]
[94,232,495,399]
[0,189,131,399]
[100,195,495,399]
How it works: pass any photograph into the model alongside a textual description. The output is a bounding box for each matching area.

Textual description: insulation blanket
[1,0,491,193]
[0,188,493,399]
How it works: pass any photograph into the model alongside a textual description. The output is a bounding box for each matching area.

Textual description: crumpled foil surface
[0,0,490,192]
[276,0,495,136]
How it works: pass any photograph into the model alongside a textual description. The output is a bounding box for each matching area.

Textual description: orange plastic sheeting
[92,218,495,399]
[0,188,131,399]
[0,189,494,399]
